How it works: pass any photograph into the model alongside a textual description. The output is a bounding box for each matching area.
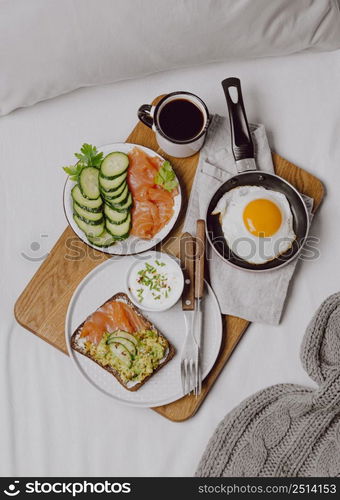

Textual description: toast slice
[71,292,175,391]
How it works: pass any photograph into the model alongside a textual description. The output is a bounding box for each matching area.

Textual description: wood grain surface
[14,95,325,421]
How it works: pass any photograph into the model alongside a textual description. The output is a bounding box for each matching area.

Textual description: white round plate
[65,252,223,408]
[126,251,184,313]
[63,143,182,255]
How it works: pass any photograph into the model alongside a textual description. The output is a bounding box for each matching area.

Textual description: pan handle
[221,77,256,173]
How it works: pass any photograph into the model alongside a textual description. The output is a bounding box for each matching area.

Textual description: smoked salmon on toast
[71,292,175,391]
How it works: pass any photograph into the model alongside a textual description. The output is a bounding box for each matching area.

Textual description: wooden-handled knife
[180,232,195,312]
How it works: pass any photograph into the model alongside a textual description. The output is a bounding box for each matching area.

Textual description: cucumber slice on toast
[79,167,100,200]
[109,342,132,367]
[109,337,137,357]
[107,331,138,347]
[100,152,129,179]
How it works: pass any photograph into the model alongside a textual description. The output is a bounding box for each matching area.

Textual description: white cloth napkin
[183,115,313,325]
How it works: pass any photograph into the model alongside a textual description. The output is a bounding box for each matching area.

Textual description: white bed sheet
[1,49,340,477]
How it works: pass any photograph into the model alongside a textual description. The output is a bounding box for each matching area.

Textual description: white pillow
[1,0,340,115]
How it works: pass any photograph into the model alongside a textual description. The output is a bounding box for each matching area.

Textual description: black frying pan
[206,78,310,272]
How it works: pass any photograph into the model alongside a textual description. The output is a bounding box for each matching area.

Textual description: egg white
[212,186,296,265]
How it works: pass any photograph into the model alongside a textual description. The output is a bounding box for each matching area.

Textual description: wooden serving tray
[14,95,325,421]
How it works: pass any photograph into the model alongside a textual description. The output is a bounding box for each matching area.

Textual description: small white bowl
[126,251,184,312]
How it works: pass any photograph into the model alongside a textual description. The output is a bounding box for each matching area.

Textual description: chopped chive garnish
[137,287,144,303]
[135,260,172,303]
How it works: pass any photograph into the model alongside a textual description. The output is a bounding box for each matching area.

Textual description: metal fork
[180,233,199,396]
[181,312,199,396]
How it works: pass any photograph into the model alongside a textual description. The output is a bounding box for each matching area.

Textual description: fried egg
[212,186,296,265]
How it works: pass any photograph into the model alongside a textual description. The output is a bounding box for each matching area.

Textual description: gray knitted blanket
[196,292,340,477]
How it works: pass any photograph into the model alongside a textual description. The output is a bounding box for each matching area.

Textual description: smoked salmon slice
[120,302,147,332]
[128,148,160,196]
[80,299,146,344]
[127,147,177,239]
[130,199,161,239]
[147,187,174,226]
[80,321,103,345]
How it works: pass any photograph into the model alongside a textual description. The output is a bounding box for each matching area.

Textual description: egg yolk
[243,198,282,237]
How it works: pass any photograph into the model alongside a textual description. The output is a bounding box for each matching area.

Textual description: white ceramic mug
[138,91,210,158]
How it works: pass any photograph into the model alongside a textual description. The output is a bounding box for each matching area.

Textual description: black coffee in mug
[138,91,209,157]
[158,98,205,142]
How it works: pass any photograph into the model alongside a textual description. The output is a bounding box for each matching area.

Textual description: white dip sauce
[128,256,183,310]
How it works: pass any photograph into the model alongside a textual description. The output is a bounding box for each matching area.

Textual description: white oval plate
[63,143,182,255]
[65,253,223,408]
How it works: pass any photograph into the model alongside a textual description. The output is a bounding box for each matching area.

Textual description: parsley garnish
[63,143,103,181]
[154,161,178,192]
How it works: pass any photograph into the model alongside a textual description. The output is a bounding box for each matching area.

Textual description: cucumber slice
[103,184,128,203]
[110,337,137,357]
[100,181,126,199]
[71,185,102,212]
[73,203,103,223]
[79,167,100,200]
[99,173,127,192]
[110,342,132,368]
[73,214,104,237]
[108,192,133,212]
[100,152,129,179]
[104,204,129,224]
[87,230,116,248]
[106,214,131,239]
[107,330,138,347]
[73,212,104,226]
[100,182,127,200]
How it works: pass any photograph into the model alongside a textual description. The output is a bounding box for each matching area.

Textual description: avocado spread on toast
[84,329,168,385]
